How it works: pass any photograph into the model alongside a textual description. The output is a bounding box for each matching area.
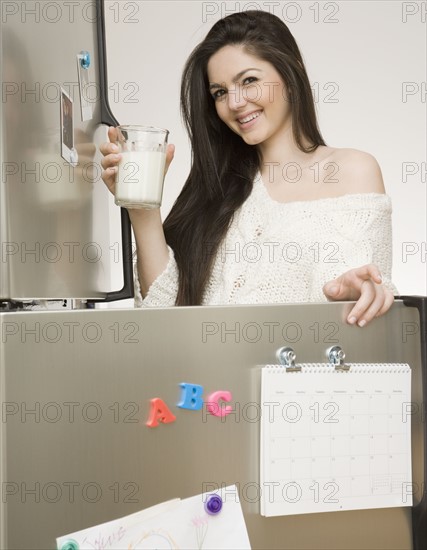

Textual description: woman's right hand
[100,127,174,298]
[100,126,175,198]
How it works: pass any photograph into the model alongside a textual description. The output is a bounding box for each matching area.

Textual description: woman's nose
[227,84,247,110]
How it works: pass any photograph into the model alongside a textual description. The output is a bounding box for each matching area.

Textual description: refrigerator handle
[398,295,427,550]
[96,0,119,129]
[89,0,134,303]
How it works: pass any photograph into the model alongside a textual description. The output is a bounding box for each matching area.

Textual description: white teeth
[238,111,261,124]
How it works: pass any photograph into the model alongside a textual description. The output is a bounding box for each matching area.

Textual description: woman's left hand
[322,264,395,327]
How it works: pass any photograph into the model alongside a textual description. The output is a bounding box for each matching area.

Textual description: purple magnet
[204,494,223,515]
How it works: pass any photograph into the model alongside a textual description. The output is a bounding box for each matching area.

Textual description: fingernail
[348,316,357,324]
[328,285,338,294]
[358,319,366,327]
[111,144,119,152]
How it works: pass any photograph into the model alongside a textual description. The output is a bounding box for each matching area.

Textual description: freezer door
[0,0,132,301]
[0,300,425,549]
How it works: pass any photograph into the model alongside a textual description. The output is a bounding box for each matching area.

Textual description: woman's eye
[243,76,258,85]
[212,89,226,100]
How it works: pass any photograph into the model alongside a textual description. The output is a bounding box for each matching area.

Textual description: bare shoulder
[328,147,386,195]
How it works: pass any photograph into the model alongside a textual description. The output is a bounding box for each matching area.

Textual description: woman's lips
[237,110,262,128]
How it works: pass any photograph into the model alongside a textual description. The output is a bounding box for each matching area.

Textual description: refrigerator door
[0,300,425,549]
[0,0,132,301]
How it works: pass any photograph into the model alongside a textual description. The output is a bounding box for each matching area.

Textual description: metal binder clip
[327,346,350,371]
[276,347,301,372]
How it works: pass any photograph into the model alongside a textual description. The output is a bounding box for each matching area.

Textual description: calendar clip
[276,347,301,372]
[327,346,350,371]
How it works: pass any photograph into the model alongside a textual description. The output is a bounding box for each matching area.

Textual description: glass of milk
[114,125,169,209]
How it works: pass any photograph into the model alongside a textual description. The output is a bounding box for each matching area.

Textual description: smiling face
[207,44,292,151]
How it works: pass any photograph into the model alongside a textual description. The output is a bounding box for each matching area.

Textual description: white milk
[115,150,166,208]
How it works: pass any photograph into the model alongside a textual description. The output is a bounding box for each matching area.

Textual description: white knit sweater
[134,172,398,307]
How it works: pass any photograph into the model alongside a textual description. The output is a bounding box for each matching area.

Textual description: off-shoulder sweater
[134,172,398,307]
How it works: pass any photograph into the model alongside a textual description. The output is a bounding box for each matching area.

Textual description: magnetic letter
[146,398,176,428]
[177,383,204,411]
[206,391,233,417]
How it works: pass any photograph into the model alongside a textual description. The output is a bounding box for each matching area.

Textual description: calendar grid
[260,364,412,516]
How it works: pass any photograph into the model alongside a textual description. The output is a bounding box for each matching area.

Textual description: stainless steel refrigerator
[1,2,426,549]
[0,0,133,303]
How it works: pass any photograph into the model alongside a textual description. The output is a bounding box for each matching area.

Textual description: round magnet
[80,51,90,69]
[60,539,79,550]
[204,494,223,515]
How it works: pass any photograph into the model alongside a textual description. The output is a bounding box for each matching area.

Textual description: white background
[101,1,426,307]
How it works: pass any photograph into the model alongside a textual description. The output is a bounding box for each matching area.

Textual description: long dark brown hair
[163,10,326,305]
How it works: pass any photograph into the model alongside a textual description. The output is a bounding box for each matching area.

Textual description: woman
[100,10,397,327]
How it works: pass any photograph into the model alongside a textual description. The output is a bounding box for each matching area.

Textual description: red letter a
[146,398,177,428]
